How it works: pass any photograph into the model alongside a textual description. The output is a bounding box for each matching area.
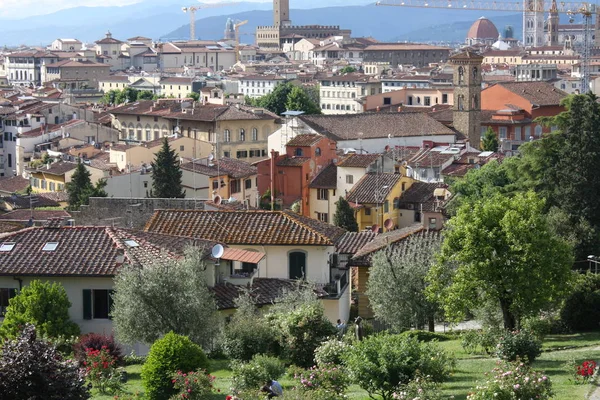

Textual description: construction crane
[234,20,249,63]
[182,2,240,41]
[375,0,597,91]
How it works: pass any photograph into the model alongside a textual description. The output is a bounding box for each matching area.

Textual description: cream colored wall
[320,83,361,114]
[483,54,523,65]
[337,166,366,198]
[214,119,278,161]
[161,83,192,99]
[322,284,350,324]
[112,115,174,141]
[99,80,129,92]
[309,187,338,223]
[181,169,210,199]
[399,208,416,229]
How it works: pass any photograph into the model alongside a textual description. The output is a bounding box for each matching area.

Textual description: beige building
[50,39,83,52]
[483,50,524,66]
[160,77,196,99]
[361,87,453,111]
[42,60,110,89]
[109,136,211,171]
[158,42,236,71]
[110,100,281,162]
[99,75,130,92]
[319,74,381,114]
[95,31,125,71]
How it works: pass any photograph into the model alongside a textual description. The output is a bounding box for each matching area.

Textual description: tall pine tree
[333,197,358,232]
[65,161,107,210]
[151,137,185,198]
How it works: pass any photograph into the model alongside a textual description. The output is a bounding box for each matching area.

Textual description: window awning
[220,248,265,264]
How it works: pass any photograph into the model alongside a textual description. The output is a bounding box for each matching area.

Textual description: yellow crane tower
[375,0,597,91]
[182,2,240,41]
[234,20,249,63]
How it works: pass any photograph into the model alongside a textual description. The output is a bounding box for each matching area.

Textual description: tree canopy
[286,85,322,115]
[111,247,219,347]
[333,197,358,232]
[481,127,499,152]
[426,191,573,330]
[101,88,161,105]
[246,82,321,115]
[65,161,107,210]
[367,231,442,332]
[150,137,185,198]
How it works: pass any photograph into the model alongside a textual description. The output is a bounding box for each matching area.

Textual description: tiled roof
[144,210,346,246]
[28,162,77,176]
[349,224,424,266]
[210,278,299,310]
[0,176,30,194]
[336,153,381,168]
[101,75,130,82]
[399,182,439,204]
[159,77,193,85]
[215,105,279,121]
[276,156,311,167]
[0,221,25,234]
[181,158,257,179]
[409,148,455,168]
[493,81,568,106]
[286,134,322,147]
[346,173,402,204]
[365,43,450,51]
[0,195,60,210]
[0,210,71,222]
[309,164,337,189]
[0,226,180,277]
[299,113,455,141]
[45,60,107,68]
[115,229,216,259]
[37,191,70,202]
[336,231,378,254]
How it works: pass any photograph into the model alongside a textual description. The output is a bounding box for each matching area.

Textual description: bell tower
[548,0,559,46]
[273,0,290,27]
[523,0,545,47]
[451,51,484,150]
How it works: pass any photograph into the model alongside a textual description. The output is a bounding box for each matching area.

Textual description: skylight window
[0,242,16,252]
[124,239,139,248]
[42,242,59,252]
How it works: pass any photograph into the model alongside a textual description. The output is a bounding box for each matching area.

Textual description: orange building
[256,134,337,216]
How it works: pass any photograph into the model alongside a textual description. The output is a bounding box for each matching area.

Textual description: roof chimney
[115,248,125,265]
[376,106,380,113]
[397,106,402,113]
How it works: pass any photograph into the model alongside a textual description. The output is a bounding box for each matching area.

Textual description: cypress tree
[151,137,185,198]
[334,197,358,232]
[66,161,106,210]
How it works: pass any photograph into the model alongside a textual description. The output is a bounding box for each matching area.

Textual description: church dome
[467,17,499,40]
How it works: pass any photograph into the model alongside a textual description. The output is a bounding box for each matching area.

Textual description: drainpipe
[13,277,22,290]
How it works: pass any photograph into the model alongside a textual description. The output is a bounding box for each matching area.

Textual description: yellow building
[28,162,106,193]
[160,77,195,99]
[482,50,524,66]
[346,172,415,232]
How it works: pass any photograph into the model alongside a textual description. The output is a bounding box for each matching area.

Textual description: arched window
[458,94,465,111]
[224,129,231,142]
[472,66,478,79]
[239,128,245,142]
[289,251,307,280]
[458,66,464,84]
[315,147,321,156]
[252,127,258,141]
[472,94,478,109]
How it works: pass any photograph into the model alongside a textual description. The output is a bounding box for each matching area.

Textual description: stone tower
[523,0,545,47]
[547,0,559,46]
[450,51,484,150]
[224,18,235,40]
[273,0,291,27]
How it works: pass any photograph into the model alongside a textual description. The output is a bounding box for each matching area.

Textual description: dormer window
[42,242,59,252]
[0,242,16,252]
[295,148,303,157]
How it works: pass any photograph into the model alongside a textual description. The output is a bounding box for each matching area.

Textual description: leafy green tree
[244,95,259,107]
[258,82,293,115]
[187,92,200,101]
[302,84,321,107]
[136,90,154,100]
[66,161,107,210]
[367,232,442,332]
[152,94,166,101]
[111,248,220,347]
[0,280,80,340]
[333,197,358,232]
[286,85,321,115]
[0,324,89,400]
[338,66,357,74]
[481,127,499,152]
[560,272,600,331]
[427,191,573,330]
[150,137,185,198]
[101,89,120,105]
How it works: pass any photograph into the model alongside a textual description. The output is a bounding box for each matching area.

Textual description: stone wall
[72,197,206,229]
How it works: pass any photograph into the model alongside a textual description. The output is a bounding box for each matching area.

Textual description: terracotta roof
[221,248,265,264]
[350,224,424,265]
[0,226,178,277]
[0,176,30,195]
[45,60,107,68]
[299,113,455,141]
[210,278,299,310]
[336,231,377,254]
[286,134,322,147]
[399,182,439,204]
[276,156,311,167]
[0,221,25,234]
[144,210,346,246]
[336,153,381,168]
[160,77,193,85]
[0,210,71,222]
[467,17,499,39]
[365,43,450,51]
[0,195,60,210]
[181,158,257,179]
[346,173,402,204]
[493,81,568,106]
[28,162,77,176]
[101,75,130,82]
[309,163,337,189]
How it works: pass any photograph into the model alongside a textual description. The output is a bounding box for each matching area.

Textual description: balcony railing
[318,270,349,299]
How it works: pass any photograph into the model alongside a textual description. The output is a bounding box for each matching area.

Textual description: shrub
[141,332,209,400]
[561,272,600,331]
[85,347,123,394]
[268,302,336,367]
[314,338,348,367]
[460,328,504,355]
[0,324,89,399]
[397,330,451,343]
[467,361,553,400]
[393,374,445,400]
[123,351,146,366]
[0,280,80,340]
[496,330,542,364]
[460,330,480,354]
[297,363,350,396]
[344,333,455,400]
[231,355,285,392]
[170,369,215,400]
[222,316,279,361]
[74,332,123,366]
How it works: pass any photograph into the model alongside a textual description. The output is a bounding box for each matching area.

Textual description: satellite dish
[211,244,224,259]
[208,153,214,161]
[228,196,237,203]
[371,224,380,233]
[384,219,394,230]
[213,195,222,205]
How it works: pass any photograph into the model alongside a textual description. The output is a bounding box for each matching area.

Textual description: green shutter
[108,290,115,320]
[83,289,92,320]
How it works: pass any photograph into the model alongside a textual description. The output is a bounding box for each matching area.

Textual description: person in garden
[261,379,283,398]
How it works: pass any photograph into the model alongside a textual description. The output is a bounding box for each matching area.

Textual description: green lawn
[93,335,600,400]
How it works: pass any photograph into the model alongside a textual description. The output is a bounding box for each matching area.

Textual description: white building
[238,75,286,98]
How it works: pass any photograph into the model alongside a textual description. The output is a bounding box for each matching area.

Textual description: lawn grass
[92,334,600,400]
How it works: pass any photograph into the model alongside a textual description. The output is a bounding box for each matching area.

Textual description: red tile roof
[210,278,300,310]
[144,210,346,246]
[286,134,323,147]
[346,173,402,204]
[336,153,381,168]
[336,231,377,254]
[0,210,71,222]
[349,224,424,266]
[309,163,337,189]
[0,176,30,195]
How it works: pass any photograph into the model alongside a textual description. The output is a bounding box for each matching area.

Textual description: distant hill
[162,6,518,43]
